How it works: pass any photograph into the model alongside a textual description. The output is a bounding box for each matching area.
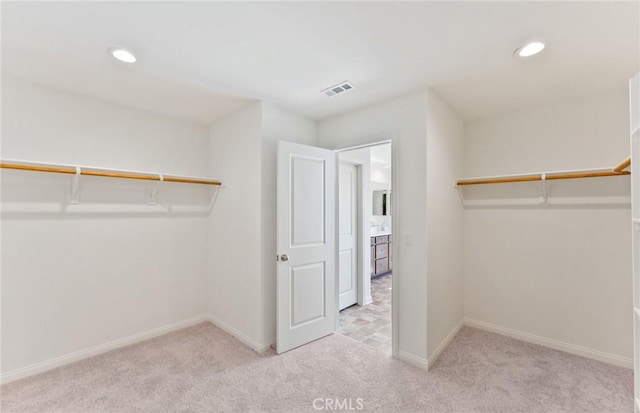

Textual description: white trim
[333,139,393,153]
[389,137,400,359]
[397,350,428,370]
[206,314,274,353]
[464,318,633,369]
[1,314,210,384]
[427,318,465,370]
[356,162,367,308]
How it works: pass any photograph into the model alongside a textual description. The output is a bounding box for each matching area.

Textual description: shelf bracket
[540,173,549,204]
[455,180,466,206]
[147,174,163,205]
[69,167,81,204]
[208,185,223,212]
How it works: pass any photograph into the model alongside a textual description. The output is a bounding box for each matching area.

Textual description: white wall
[207,102,264,348]
[370,145,392,230]
[1,77,211,376]
[370,169,391,186]
[1,82,322,378]
[207,102,318,349]
[463,89,633,363]
[425,91,465,361]
[319,90,429,364]
[5,73,626,385]
[260,103,317,345]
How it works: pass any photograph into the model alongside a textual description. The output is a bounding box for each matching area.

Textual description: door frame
[332,136,398,358]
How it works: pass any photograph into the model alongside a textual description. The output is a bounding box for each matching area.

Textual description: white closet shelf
[456,157,631,207]
[456,156,630,187]
[0,158,222,207]
[0,158,222,186]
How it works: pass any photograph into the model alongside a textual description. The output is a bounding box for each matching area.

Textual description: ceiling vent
[322,81,354,97]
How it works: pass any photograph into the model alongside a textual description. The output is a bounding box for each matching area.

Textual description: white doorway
[275,139,396,358]
[336,142,393,355]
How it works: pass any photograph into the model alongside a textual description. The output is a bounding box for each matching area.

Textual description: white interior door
[338,163,358,310]
[277,141,336,354]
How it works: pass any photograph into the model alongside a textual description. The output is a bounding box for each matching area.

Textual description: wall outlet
[402,231,413,246]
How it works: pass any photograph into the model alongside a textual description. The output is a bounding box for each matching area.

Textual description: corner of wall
[425,88,466,360]
[461,89,633,364]
[426,318,465,370]
[207,101,264,347]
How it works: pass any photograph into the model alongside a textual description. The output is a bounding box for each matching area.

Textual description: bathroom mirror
[372,190,391,216]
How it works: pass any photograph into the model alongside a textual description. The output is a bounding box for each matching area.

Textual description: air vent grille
[322,81,354,97]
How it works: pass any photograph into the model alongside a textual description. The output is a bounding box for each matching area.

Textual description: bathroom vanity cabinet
[371,234,392,278]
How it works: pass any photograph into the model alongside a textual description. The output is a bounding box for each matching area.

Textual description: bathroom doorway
[336,142,393,355]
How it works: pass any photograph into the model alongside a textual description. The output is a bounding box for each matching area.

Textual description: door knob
[280,254,289,262]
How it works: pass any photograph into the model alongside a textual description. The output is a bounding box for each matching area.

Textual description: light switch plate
[402,231,413,246]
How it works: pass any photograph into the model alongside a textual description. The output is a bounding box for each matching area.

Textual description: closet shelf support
[69,167,81,204]
[614,156,631,172]
[148,174,163,205]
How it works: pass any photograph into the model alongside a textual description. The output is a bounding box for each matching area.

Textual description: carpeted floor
[0,323,633,413]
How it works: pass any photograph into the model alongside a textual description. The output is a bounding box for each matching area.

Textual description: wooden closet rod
[0,160,222,186]
[614,156,631,172]
[457,157,631,187]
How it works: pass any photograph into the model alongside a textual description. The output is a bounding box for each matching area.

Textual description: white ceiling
[2,2,638,124]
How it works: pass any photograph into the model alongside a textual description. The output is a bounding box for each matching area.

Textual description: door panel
[277,141,336,354]
[290,262,326,327]
[291,157,325,246]
[338,163,358,310]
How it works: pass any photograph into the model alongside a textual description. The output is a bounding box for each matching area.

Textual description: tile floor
[337,272,392,354]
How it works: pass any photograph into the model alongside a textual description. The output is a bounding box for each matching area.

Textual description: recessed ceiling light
[110,48,136,63]
[514,42,545,58]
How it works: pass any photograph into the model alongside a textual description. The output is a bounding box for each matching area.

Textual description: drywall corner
[425,89,465,360]
[207,101,263,347]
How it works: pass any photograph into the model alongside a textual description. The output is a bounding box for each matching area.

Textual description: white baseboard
[427,318,465,370]
[1,314,210,385]
[206,315,274,353]
[464,318,633,369]
[397,350,428,370]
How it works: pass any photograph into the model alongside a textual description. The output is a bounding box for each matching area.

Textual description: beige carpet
[1,323,632,412]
